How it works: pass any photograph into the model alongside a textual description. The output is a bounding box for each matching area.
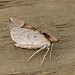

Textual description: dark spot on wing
[42,33,50,41]
[32,27,37,30]
[21,23,29,28]
[21,23,37,31]
[34,35,37,37]
[42,33,50,37]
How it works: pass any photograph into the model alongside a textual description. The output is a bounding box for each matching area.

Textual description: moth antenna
[50,43,53,61]
[59,38,67,42]
[40,47,50,67]
[49,33,51,36]
[27,46,46,63]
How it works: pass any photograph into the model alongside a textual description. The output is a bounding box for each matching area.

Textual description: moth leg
[15,44,26,48]
[27,45,46,62]
[40,48,50,67]
[15,44,20,47]
[50,43,53,61]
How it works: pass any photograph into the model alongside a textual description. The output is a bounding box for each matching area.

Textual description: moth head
[42,33,59,43]
[49,34,59,43]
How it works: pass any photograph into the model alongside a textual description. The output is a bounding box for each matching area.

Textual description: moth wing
[9,18,33,30]
[9,18,25,30]
[11,27,48,45]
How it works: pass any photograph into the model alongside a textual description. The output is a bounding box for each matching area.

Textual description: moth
[9,18,59,66]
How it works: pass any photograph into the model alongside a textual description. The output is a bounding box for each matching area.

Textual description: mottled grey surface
[0,0,75,75]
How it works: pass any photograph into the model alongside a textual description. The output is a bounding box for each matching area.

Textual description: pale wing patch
[11,27,48,45]
[28,33,47,45]
[11,27,31,44]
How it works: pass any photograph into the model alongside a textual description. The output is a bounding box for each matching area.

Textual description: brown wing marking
[21,23,37,31]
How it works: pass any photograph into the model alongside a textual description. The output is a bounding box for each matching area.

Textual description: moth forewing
[11,27,50,49]
[9,18,35,31]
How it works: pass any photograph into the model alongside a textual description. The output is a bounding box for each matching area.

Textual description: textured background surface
[0,0,75,75]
